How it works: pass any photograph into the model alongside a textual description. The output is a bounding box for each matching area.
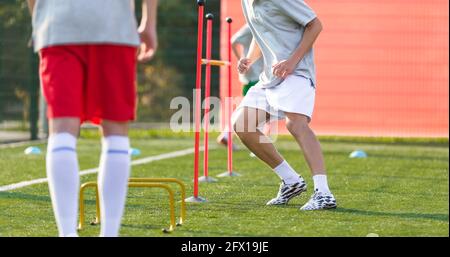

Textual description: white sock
[222,131,229,141]
[46,133,80,237]
[313,174,331,194]
[273,160,301,184]
[98,136,131,237]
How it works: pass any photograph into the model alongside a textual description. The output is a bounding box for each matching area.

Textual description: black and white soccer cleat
[266,178,307,205]
[300,190,337,211]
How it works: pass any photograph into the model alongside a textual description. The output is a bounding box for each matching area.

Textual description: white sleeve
[231,25,252,45]
[275,0,317,26]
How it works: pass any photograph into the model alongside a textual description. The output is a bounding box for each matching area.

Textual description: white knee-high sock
[98,136,131,237]
[46,133,80,237]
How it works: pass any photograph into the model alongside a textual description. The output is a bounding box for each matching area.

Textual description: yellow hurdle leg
[79,181,179,233]
[129,178,186,225]
[78,182,99,230]
[93,185,100,225]
[127,182,176,233]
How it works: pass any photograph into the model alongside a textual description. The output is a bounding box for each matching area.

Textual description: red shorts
[39,44,137,124]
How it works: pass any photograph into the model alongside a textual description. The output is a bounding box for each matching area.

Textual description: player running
[27,0,158,236]
[233,0,337,210]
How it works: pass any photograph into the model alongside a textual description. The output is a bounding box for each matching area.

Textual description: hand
[272,59,297,79]
[237,58,251,74]
[137,26,158,63]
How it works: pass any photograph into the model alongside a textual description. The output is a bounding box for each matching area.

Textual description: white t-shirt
[32,0,140,52]
[242,0,317,88]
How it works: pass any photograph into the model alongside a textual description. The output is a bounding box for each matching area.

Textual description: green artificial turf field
[0,130,448,237]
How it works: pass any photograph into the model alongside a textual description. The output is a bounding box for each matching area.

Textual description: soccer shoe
[300,190,337,211]
[266,178,307,205]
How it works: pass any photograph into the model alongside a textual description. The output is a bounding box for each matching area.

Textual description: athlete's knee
[101,120,129,137]
[286,116,310,137]
[49,117,80,136]
[233,122,252,143]
[233,108,256,134]
[233,118,251,139]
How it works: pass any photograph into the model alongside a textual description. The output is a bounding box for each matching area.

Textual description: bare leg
[49,118,80,136]
[233,107,283,168]
[285,112,326,175]
[283,113,337,210]
[100,120,129,137]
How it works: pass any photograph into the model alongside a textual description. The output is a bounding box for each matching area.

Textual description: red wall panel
[221,0,449,137]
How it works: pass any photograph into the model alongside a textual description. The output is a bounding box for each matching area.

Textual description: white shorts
[233,75,316,122]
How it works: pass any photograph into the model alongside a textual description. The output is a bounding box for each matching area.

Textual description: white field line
[0,146,210,192]
[0,139,47,149]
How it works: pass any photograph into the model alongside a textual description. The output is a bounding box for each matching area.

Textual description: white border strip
[0,146,205,192]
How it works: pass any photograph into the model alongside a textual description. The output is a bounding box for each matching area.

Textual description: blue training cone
[129,148,141,156]
[24,146,42,155]
[349,150,367,158]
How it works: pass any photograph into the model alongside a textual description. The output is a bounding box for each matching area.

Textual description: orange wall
[220,0,449,137]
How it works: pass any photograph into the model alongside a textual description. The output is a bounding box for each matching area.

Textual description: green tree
[0,0,32,125]
[0,0,222,125]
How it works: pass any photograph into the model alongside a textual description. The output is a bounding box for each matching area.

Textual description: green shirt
[242,0,317,88]
[32,0,140,52]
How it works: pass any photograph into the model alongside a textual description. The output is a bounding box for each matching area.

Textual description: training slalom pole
[199,13,218,183]
[218,17,241,178]
[186,0,207,202]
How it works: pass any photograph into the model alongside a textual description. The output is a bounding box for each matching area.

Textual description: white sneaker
[300,190,337,211]
[266,178,307,205]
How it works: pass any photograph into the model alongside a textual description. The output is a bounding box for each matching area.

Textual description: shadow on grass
[168,228,270,237]
[79,223,171,236]
[339,174,449,183]
[318,150,449,162]
[0,191,51,202]
[120,224,272,237]
[0,191,142,207]
[209,201,303,212]
[0,191,101,205]
[333,208,449,222]
[120,223,165,230]
[365,153,449,162]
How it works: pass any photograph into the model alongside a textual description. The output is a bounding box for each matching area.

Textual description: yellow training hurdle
[78,178,186,233]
